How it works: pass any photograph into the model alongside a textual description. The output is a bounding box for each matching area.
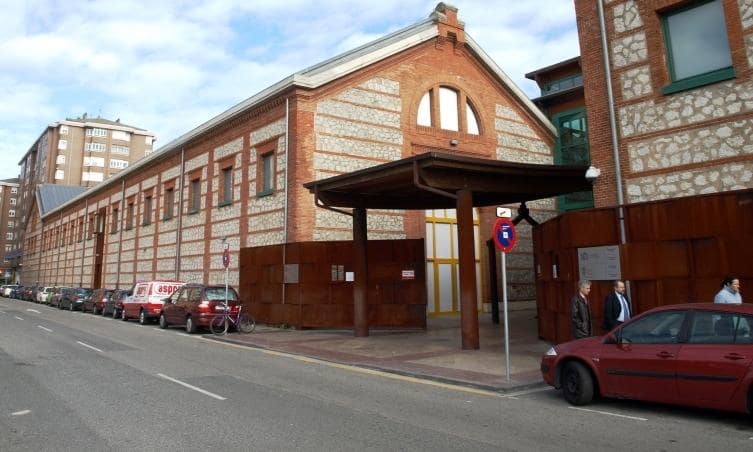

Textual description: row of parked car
[1,281,242,334]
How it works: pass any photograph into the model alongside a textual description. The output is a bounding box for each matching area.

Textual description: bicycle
[210,304,255,335]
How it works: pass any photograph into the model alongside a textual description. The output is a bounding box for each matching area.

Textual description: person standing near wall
[603,280,631,332]
[714,276,742,304]
[571,280,592,339]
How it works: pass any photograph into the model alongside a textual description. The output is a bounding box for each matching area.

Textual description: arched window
[416,86,481,135]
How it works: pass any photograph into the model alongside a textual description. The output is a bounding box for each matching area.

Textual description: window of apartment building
[8,210,15,218]
[56,154,66,165]
[83,156,105,167]
[111,130,131,141]
[60,125,69,135]
[6,232,13,241]
[55,170,65,180]
[662,0,733,94]
[87,215,95,239]
[5,245,11,253]
[8,221,14,229]
[542,74,583,96]
[417,86,480,135]
[126,201,135,230]
[86,127,108,137]
[145,136,153,145]
[9,198,16,205]
[220,166,233,206]
[10,187,17,194]
[143,194,153,226]
[110,159,129,169]
[553,107,594,212]
[58,139,67,150]
[189,178,201,213]
[164,187,175,220]
[82,171,104,182]
[111,206,119,234]
[85,142,107,152]
[78,218,84,241]
[111,145,130,155]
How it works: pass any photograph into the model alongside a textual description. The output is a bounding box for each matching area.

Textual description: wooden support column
[457,189,479,349]
[353,206,369,337]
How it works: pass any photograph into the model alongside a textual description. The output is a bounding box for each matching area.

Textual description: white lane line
[37,325,53,333]
[156,373,226,401]
[26,308,40,314]
[14,316,23,321]
[501,386,552,399]
[76,341,104,353]
[569,406,647,421]
[11,410,31,416]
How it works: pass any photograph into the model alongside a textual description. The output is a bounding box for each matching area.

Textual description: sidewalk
[206,308,551,393]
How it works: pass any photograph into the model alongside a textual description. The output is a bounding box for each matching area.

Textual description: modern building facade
[11,116,155,281]
[0,179,20,283]
[575,0,753,208]
[19,4,565,315]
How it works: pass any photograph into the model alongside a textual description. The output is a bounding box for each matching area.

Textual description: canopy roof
[304,152,592,210]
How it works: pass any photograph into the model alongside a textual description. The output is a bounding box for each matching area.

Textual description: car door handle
[724,353,746,361]
[656,351,674,359]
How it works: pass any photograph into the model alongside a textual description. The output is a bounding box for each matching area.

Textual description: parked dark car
[541,303,753,415]
[83,288,115,314]
[59,288,94,311]
[10,285,24,299]
[49,287,68,308]
[105,289,132,318]
[159,284,240,333]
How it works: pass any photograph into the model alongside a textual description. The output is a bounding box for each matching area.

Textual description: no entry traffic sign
[222,247,230,268]
[492,217,517,253]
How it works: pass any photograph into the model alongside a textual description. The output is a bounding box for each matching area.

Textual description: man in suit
[603,280,631,332]
[571,280,592,339]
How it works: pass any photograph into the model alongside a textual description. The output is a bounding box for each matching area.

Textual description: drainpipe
[116,177,125,287]
[597,0,627,244]
[80,198,88,287]
[282,97,290,304]
[175,148,185,281]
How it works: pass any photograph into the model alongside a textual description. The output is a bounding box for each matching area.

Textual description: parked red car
[541,303,753,414]
[159,284,240,333]
[83,288,115,315]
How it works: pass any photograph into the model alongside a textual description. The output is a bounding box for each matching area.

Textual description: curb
[203,334,547,394]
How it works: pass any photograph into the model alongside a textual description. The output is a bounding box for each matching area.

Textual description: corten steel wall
[239,239,426,329]
[534,189,753,344]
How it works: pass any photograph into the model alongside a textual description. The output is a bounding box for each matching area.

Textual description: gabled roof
[43,4,555,218]
[36,184,88,217]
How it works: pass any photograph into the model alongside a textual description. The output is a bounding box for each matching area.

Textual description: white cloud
[0,0,579,180]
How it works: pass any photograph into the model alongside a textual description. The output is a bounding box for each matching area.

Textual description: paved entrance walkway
[208,308,551,392]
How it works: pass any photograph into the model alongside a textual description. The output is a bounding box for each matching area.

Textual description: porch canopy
[304,151,591,349]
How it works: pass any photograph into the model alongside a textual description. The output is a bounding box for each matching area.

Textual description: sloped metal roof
[36,184,88,217]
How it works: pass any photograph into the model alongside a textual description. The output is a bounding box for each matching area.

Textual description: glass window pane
[417,92,432,127]
[426,263,434,313]
[466,102,479,135]
[439,87,459,131]
[666,0,731,80]
[620,310,686,344]
[434,223,452,258]
[425,223,434,259]
[688,311,736,344]
[438,264,453,312]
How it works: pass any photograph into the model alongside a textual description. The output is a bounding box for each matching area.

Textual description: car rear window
[204,288,238,301]
[77,288,93,295]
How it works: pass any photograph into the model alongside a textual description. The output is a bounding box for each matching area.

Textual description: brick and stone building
[575,0,753,207]
[20,4,563,315]
[0,178,20,283]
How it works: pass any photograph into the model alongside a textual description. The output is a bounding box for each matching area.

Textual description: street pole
[224,242,229,335]
[502,250,510,383]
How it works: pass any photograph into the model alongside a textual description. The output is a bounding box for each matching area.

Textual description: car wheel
[139,310,148,325]
[562,361,594,406]
[121,309,129,321]
[159,313,168,329]
[185,316,196,334]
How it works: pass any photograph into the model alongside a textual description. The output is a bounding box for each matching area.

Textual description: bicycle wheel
[210,315,230,336]
[238,313,255,333]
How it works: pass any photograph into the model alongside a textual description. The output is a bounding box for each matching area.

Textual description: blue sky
[0,0,580,180]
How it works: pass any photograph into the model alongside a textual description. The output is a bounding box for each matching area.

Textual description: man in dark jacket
[603,280,631,332]
[571,280,592,339]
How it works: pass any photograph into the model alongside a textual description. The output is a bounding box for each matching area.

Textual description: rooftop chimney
[430,3,465,44]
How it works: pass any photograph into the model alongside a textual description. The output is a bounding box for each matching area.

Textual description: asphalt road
[1,296,752,451]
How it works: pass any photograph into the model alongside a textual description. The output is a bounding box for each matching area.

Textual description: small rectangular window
[164,188,175,220]
[221,167,233,206]
[111,207,119,234]
[662,0,734,94]
[143,196,152,226]
[87,216,95,239]
[190,179,201,213]
[60,125,69,135]
[78,218,84,241]
[261,153,274,195]
[126,203,134,230]
[58,139,67,150]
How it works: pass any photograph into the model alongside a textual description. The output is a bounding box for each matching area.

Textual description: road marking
[76,341,103,353]
[14,316,23,321]
[11,410,31,416]
[26,308,40,314]
[37,325,53,333]
[156,373,226,401]
[201,338,499,397]
[569,406,647,421]
[500,386,551,399]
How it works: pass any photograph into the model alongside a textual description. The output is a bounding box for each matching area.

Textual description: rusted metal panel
[656,241,690,278]
[621,242,656,280]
